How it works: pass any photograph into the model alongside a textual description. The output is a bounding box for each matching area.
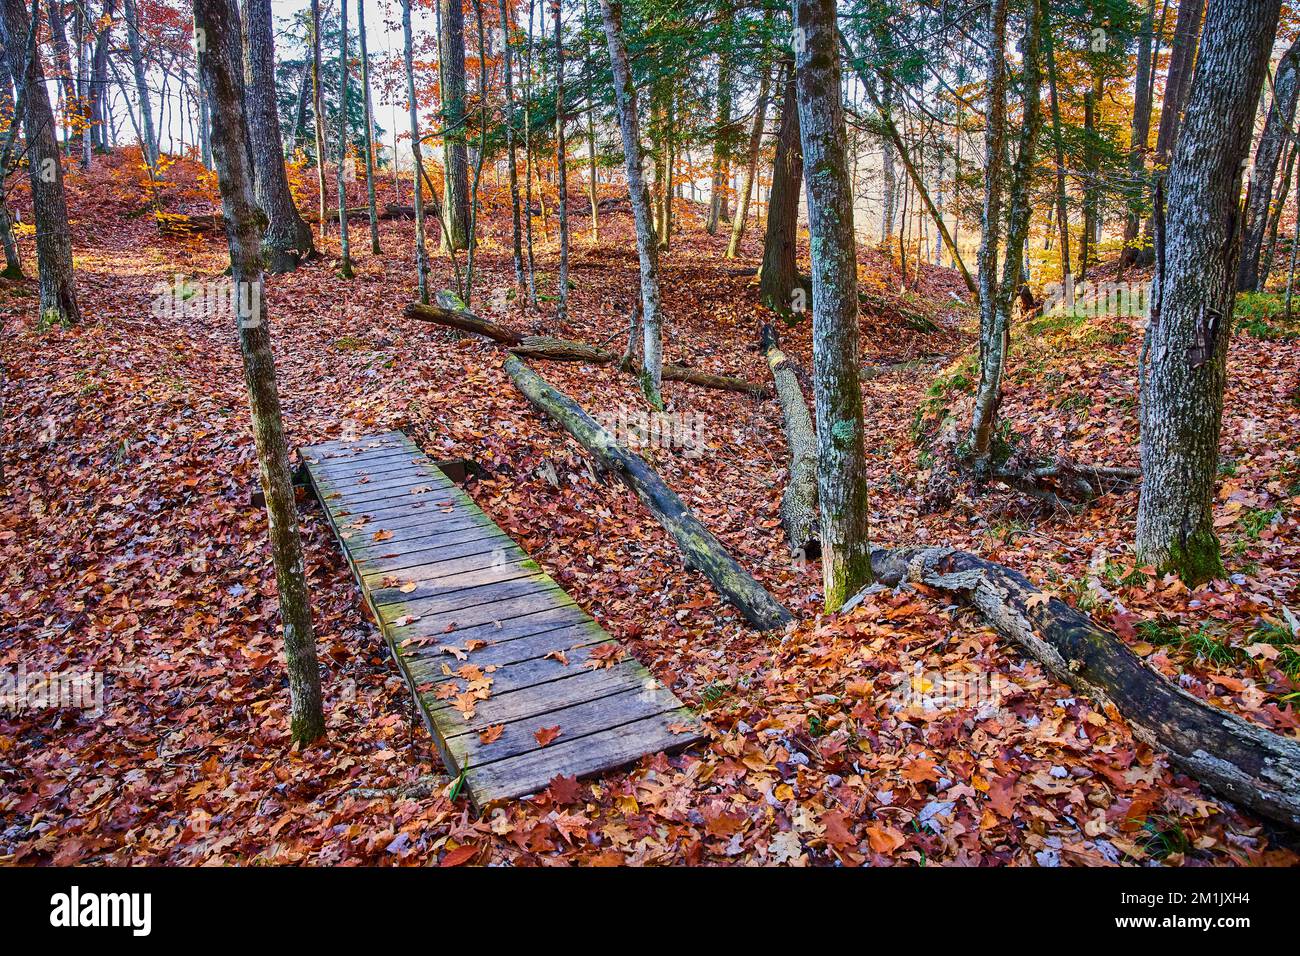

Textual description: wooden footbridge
[300,431,704,808]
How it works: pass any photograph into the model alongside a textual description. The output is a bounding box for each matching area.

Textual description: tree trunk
[194,0,325,746]
[1044,6,1072,276]
[438,0,470,250]
[968,0,1010,469]
[357,0,381,255]
[879,80,896,244]
[838,31,976,296]
[245,0,315,273]
[406,300,766,395]
[582,0,600,245]
[122,0,156,168]
[1136,0,1282,585]
[599,0,665,408]
[505,356,793,630]
[793,0,872,611]
[500,0,524,286]
[1237,36,1300,292]
[726,62,773,259]
[867,547,1300,831]
[1120,0,1156,270]
[90,0,113,152]
[335,0,354,277]
[553,0,569,321]
[760,324,819,556]
[707,0,733,236]
[758,66,803,315]
[45,0,75,149]
[1260,135,1297,286]
[309,0,328,237]
[401,0,431,304]
[1,0,80,327]
[1139,0,1205,264]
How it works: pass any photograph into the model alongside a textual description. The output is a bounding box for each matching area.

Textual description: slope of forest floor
[2,152,1298,866]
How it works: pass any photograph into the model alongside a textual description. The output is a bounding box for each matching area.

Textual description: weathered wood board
[300,430,705,808]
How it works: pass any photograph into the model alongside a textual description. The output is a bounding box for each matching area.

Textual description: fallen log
[505,355,794,631]
[865,546,1300,830]
[760,324,820,556]
[404,296,768,397]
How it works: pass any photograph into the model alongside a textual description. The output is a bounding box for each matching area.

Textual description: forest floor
[2,152,1299,866]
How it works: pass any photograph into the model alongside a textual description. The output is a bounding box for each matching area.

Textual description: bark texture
[1136,0,1282,584]
[122,0,155,167]
[401,0,431,303]
[792,0,872,611]
[194,0,325,745]
[1,0,80,327]
[245,0,315,273]
[599,0,665,407]
[726,62,772,260]
[758,67,803,315]
[867,547,1300,831]
[969,0,1042,472]
[505,356,793,630]
[438,0,470,250]
[1237,36,1300,292]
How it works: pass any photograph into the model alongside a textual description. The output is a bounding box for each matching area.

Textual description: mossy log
[865,546,1300,830]
[505,355,794,631]
[760,324,820,556]
[404,296,767,397]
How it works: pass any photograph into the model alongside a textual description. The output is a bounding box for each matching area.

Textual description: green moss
[1152,527,1225,588]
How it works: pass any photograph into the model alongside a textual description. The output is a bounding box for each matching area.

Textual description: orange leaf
[534,725,561,747]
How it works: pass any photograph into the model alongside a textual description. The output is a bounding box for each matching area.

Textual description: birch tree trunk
[969,0,1043,474]
[1237,36,1300,292]
[500,0,524,285]
[246,0,315,273]
[599,0,665,408]
[357,0,381,255]
[90,0,113,152]
[969,0,1008,470]
[194,0,325,745]
[553,0,569,322]
[401,0,431,304]
[1043,7,1070,276]
[1119,0,1155,270]
[1137,0,1282,585]
[726,63,772,259]
[309,0,328,237]
[335,0,354,277]
[45,0,75,149]
[123,0,156,168]
[438,0,470,250]
[707,0,733,235]
[1,0,80,327]
[791,0,871,611]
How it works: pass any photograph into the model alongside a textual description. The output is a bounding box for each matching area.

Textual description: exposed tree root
[864,546,1300,830]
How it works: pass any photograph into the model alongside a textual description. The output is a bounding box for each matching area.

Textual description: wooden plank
[427,663,651,731]
[370,557,544,608]
[443,684,688,770]
[461,713,702,805]
[405,621,611,677]
[300,430,705,808]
